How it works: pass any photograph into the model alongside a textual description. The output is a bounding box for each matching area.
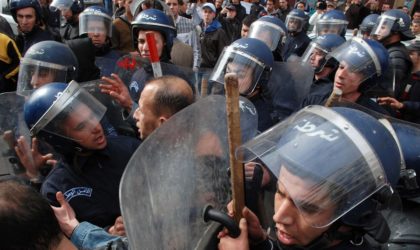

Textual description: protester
[0,31,21,92]
[0,180,78,250]
[10,0,55,54]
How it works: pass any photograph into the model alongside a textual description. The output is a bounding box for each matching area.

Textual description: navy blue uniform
[41,136,140,228]
[15,26,55,55]
[282,31,311,61]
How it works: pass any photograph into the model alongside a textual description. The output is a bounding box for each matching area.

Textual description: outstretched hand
[14,136,56,179]
[51,191,79,238]
[100,74,133,112]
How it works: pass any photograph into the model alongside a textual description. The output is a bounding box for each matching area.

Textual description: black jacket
[199,20,229,68]
[16,26,55,55]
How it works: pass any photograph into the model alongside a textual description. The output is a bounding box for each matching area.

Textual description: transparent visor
[79,14,112,37]
[285,15,304,33]
[371,16,395,40]
[237,105,388,228]
[327,38,380,81]
[209,47,265,96]
[248,21,285,51]
[301,42,327,67]
[316,20,348,36]
[49,0,72,11]
[30,81,106,144]
[17,59,70,97]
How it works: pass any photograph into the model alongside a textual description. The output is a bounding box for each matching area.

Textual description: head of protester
[327,37,389,101]
[301,33,345,75]
[359,14,379,39]
[23,81,107,158]
[209,37,274,97]
[16,41,78,96]
[131,8,176,62]
[0,180,77,250]
[79,6,113,48]
[371,9,415,42]
[315,10,348,37]
[223,105,401,249]
[10,0,43,33]
[247,15,287,51]
[285,9,306,35]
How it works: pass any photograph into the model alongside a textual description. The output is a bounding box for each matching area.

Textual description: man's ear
[158,116,168,125]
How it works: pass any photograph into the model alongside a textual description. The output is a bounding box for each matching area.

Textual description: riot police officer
[209,37,275,132]
[371,9,414,99]
[315,10,349,38]
[300,33,345,108]
[359,14,379,39]
[282,9,311,61]
[24,81,140,229]
[219,105,401,250]
[247,15,287,61]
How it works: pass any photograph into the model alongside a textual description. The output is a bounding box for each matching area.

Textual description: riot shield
[0,93,31,180]
[78,79,137,137]
[267,61,314,122]
[120,95,258,249]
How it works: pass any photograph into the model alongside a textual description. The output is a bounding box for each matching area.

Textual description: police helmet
[371,9,415,41]
[50,0,84,14]
[24,81,107,154]
[285,9,307,33]
[316,10,348,37]
[79,6,113,38]
[209,38,274,96]
[17,41,79,96]
[238,105,400,232]
[248,15,287,51]
[131,8,176,56]
[10,0,42,23]
[301,33,345,73]
[359,14,379,37]
[327,37,389,84]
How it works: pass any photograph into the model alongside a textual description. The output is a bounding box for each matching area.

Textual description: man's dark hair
[0,180,62,249]
[242,15,258,26]
[146,75,195,117]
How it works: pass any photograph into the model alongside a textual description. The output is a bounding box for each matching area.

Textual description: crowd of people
[1,0,420,249]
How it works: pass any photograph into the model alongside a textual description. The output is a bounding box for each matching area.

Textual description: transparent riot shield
[78,79,137,137]
[267,61,314,122]
[120,95,258,249]
[0,93,32,180]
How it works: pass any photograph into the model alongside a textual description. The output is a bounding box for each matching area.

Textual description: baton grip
[203,205,240,238]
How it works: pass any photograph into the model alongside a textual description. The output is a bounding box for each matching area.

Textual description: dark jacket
[386,41,413,99]
[41,136,140,228]
[15,26,55,55]
[232,3,247,22]
[345,3,370,29]
[217,15,241,44]
[199,20,229,68]
[282,31,311,61]
[60,20,80,41]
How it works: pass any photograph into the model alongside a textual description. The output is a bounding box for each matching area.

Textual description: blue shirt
[41,136,140,228]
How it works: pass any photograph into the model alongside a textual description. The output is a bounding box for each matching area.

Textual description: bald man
[133,75,195,140]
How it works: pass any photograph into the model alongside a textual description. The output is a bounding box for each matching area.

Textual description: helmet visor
[30,81,106,144]
[301,42,327,68]
[248,21,285,51]
[17,58,70,96]
[50,0,72,11]
[316,20,348,36]
[209,47,266,96]
[371,15,394,41]
[237,105,388,228]
[327,38,381,81]
[79,13,112,37]
[285,15,304,33]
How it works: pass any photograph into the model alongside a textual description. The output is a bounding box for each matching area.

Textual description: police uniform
[15,26,55,55]
[41,136,140,228]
